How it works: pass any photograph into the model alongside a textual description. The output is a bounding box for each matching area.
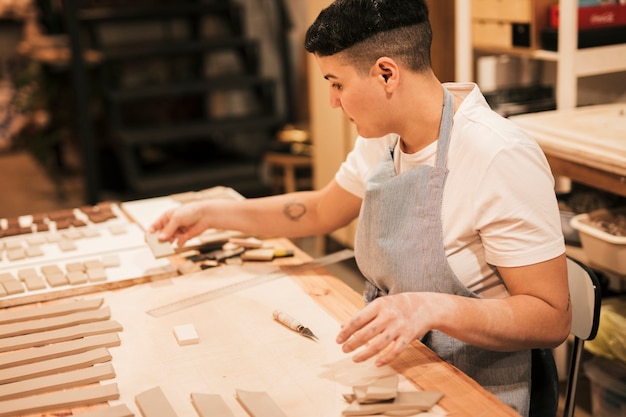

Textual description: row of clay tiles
[0,202,118,237]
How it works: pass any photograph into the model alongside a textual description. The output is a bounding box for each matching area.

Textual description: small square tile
[173,324,199,346]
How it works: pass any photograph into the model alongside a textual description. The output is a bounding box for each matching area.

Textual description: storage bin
[570,208,626,275]
[586,297,626,364]
[584,356,626,417]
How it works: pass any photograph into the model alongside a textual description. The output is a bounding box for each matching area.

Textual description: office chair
[562,257,602,417]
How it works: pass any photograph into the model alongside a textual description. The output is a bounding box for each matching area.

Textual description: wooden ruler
[146,249,355,317]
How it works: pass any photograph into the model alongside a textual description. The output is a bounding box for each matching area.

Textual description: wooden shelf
[455,0,626,110]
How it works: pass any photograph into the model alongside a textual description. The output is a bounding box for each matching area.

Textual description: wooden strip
[190,393,234,417]
[235,390,288,417]
[72,404,135,417]
[135,386,179,417]
[0,382,119,417]
[0,347,111,384]
[0,298,104,324]
[0,362,116,400]
[0,306,111,338]
[0,320,123,353]
[0,333,120,369]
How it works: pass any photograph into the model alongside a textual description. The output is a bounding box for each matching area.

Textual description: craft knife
[273,309,319,341]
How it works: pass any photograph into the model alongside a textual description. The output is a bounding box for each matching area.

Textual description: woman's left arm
[337,253,571,367]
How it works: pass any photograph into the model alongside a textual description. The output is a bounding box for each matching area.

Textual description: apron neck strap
[435,87,455,169]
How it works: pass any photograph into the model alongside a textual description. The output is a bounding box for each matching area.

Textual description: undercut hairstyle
[305,0,433,73]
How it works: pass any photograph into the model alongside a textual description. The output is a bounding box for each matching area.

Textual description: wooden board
[0,347,111,384]
[0,297,104,324]
[0,362,115,400]
[510,103,626,177]
[0,320,123,353]
[0,332,120,368]
[135,386,178,417]
[97,263,359,416]
[235,390,288,417]
[0,306,111,337]
[0,382,119,417]
[190,393,234,417]
[71,404,135,417]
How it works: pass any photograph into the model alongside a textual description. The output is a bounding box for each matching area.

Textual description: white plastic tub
[571,209,626,275]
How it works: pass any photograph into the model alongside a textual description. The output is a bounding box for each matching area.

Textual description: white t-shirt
[335,82,565,298]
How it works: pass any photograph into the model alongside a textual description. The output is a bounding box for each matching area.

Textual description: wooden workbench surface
[3,237,519,417]
[511,103,626,197]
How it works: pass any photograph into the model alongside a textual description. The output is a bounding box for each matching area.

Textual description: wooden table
[510,103,626,197]
[4,238,519,417]
[282,241,521,417]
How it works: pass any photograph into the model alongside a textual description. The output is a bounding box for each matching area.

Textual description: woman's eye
[331,83,342,91]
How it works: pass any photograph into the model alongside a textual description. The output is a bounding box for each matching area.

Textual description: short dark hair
[305,0,432,73]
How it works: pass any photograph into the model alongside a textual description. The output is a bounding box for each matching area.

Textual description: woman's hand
[149,201,210,247]
[336,293,433,367]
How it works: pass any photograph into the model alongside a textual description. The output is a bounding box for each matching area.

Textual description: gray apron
[354,88,531,416]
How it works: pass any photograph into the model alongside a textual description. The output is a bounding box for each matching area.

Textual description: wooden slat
[0,382,119,417]
[0,320,123,353]
[0,362,115,400]
[72,404,135,417]
[0,298,104,324]
[0,333,120,369]
[0,347,111,384]
[190,393,234,417]
[235,390,288,417]
[0,306,111,338]
[135,386,179,417]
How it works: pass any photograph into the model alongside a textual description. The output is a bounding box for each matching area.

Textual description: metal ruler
[146,249,355,317]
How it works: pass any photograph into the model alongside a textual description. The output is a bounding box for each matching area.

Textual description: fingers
[148,214,168,234]
[337,294,421,367]
[148,209,190,245]
[172,223,206,247]
[343,325,411,366]
[374,338,410,367]
[336,304,379,347]
[148,211,178,242]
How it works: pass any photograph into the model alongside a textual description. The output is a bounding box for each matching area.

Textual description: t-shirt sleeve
[334,135,394,198]
[474,140,566,267]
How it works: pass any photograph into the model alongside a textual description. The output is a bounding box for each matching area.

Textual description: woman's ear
[373,57,398,88]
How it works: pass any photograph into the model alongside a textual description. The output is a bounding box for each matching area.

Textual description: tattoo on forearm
[283,200,306,221]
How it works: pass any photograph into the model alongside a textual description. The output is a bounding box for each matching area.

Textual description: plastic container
[571,208,626,275]
[586,297,626,364]
[584,356,626,417]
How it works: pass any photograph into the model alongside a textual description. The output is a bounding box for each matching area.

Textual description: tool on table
[273,310,318,341]
[146,248,355,317]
